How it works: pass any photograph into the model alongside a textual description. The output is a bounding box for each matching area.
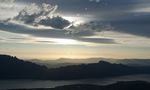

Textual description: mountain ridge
[1,54,150,80]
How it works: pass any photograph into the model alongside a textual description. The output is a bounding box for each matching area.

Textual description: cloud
[71,21,113,31]
[67,21,113,37]
[110,14,150,38]
[0,0,24,20]
[13,3,71,29]
[39,16,71,29]
[0,22,117,44]
[0,0,15,5]
[0,22,69,38]
[3,0,150,38]
[1,0,150,45]
[18,0,134,14]
[0,22,95,38]
[76,37,117,44]
[14,3,57,23]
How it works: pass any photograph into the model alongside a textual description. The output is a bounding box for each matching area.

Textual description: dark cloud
[39,16,71,29]
[71,21,113,31]
[15,12,36,24]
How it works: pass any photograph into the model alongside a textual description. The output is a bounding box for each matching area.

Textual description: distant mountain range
[29,58,150,68]
[117,59,150,66]
[29,59,81,69]
[1,54,150,80]
[29,58,102,68]
[9,81,150,90]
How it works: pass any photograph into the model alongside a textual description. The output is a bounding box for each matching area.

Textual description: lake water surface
[1,74,150,90]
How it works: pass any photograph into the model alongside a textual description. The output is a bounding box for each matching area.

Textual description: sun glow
[63,16,85,26]
[34,37,80,45]
[53,38,79,45]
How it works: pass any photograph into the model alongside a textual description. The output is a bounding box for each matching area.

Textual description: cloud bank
[13,3,71,29]
[0,22,117,45]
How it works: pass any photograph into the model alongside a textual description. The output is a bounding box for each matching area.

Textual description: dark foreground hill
[1,54,150,80]
[0,55,48,79]
[47,61,150,80]
[9,81,150,90]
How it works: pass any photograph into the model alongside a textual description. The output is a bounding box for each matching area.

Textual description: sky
[0,0,150,60]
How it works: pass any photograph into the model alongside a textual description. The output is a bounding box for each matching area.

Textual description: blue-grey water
[0,75,150,90]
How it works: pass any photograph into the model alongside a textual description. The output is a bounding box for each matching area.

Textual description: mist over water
[1,75,150,90]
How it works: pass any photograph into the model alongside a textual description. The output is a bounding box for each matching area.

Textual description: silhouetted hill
[0,55,48,79]
[46,61,150,80]
[9,81,150,90]
[1,54,150,80]
[29,58,150,68]
[117,59,150,66]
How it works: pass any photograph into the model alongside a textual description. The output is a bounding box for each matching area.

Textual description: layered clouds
[0,0,150,46]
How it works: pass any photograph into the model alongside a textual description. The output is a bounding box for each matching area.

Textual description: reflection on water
[0,74,150,90]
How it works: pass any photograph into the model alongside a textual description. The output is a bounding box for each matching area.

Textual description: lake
[0,74,150,90]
